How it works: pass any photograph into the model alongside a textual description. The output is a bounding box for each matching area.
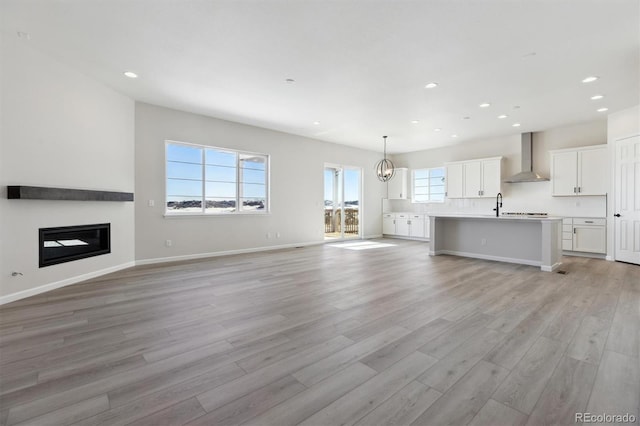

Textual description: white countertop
[428,213,563,221]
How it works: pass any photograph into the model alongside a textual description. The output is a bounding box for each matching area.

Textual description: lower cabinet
[382,214,396,235]
[382,213,429,240]
[562,217,606,254]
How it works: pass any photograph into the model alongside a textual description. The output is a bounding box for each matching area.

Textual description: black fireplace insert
[39,223,110,267]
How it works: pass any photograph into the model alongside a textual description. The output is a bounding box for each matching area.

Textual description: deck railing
[325,208,359,234]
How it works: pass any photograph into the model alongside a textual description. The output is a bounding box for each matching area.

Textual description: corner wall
[134,102,385,263]
[0,36,135,302]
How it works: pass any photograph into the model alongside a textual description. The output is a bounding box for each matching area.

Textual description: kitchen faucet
[493,193,502,217]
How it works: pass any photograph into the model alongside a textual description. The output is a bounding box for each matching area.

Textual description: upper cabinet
[550,145,607,196]
[445,157,502,199]
[387,168,408,199]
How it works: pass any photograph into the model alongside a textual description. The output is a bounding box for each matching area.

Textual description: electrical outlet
[481,238,487,246]
[165,239,172,247]
[276,232,281,239]
[266,232,271,239]
[148,200,155,207]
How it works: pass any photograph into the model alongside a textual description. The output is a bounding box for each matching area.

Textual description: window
[166,141,268,214]
[412,167,445,202]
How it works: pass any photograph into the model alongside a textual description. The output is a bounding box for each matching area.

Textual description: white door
[481,159,501,198]
[463,161,482,197]
[552,151,578,196]
[614,136,640,265]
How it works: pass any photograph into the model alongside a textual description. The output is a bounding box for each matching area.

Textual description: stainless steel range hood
[504,132,549,183]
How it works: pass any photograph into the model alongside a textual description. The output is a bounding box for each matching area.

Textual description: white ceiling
[2,0,638,153]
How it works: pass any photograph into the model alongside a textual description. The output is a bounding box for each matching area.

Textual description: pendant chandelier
[375,135,395,182]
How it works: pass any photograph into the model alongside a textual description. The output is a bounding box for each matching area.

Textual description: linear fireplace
[39,223,110,267]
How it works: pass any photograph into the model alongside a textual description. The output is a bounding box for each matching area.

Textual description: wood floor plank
[417,312,494,359]
[417,327,504,393]
[292,325,410,386]
[525,356,598,426]
[298,351,438,426]
[186,375,305,426]
[493,335,566,414]
[12,395,109,426]
[195,335,353,412]
[354,381,442,426]
[467,399,528,426]
[411,360,509,426]
[73,363,245,426]
[243,362,377,426]
[586,350,640,425]
[360,318,454,372]
[566,315,610,365]
[127,397,206,426]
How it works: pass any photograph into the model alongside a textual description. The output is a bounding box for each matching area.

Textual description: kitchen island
[428,214,563,271]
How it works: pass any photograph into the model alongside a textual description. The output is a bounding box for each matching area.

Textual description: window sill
[164,211,271,218]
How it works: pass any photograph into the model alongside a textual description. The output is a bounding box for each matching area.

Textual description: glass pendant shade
[375,136,395,182]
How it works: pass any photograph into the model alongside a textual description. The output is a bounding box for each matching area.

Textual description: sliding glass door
[324,164,361,240]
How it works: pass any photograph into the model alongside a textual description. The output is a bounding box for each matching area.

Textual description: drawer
[383,214,394,219]
[562,239,573,251]
[397,214,408,219]
[563,231,573,240]
[563,224,573,233]
[574,218,605,226]
[411,214,424,219]
[562,218,573,225]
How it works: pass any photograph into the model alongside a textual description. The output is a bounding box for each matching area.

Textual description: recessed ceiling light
[424,82,439,89]
[591,95,604,100]
[479,103,491,108]
[285,78,295,84]
[597,107,609,112]
[411,120,420,124]
[434,128,442,132]
[16,31,31,40]
[463,116,471,120]
[123,71,138,78]
[451,134,458,138]
[582,76,599,83]
[513,105,521,109]
[313,121,320,125]
[512,123,521,127]
[498,114,508,119]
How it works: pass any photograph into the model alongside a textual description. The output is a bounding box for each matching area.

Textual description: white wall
[135,102,385,263]
[388,120,608,218]
[0,36,135,302]
[606,105,640,258]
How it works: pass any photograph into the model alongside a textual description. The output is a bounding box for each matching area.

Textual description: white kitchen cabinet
[381,213,428,239]
[446,157,502,198]
[445,163,464,198]
[395,213,410,236]
[387,168,408,199]
[382,213,396,235]
[550,145,607,196]
[561,217,606,254]
[409,214,425,238]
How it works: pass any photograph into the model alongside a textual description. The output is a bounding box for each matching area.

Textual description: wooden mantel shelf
[7,186,134,202]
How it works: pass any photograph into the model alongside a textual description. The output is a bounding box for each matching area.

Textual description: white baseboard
[0,261,136,305]
[135,240,326,266]
[364,234,384,239]
[605,255,614,261]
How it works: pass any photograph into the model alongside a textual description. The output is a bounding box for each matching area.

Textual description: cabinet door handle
[585,220,593,223]
[578,187,581,193]
[614,213,621,217]
[573,187,577,193]
[573,228,576,234]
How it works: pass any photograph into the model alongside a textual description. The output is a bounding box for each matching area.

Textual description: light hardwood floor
[1,239,638,426]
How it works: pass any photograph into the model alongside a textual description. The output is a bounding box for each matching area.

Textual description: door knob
[614,213,621,217]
